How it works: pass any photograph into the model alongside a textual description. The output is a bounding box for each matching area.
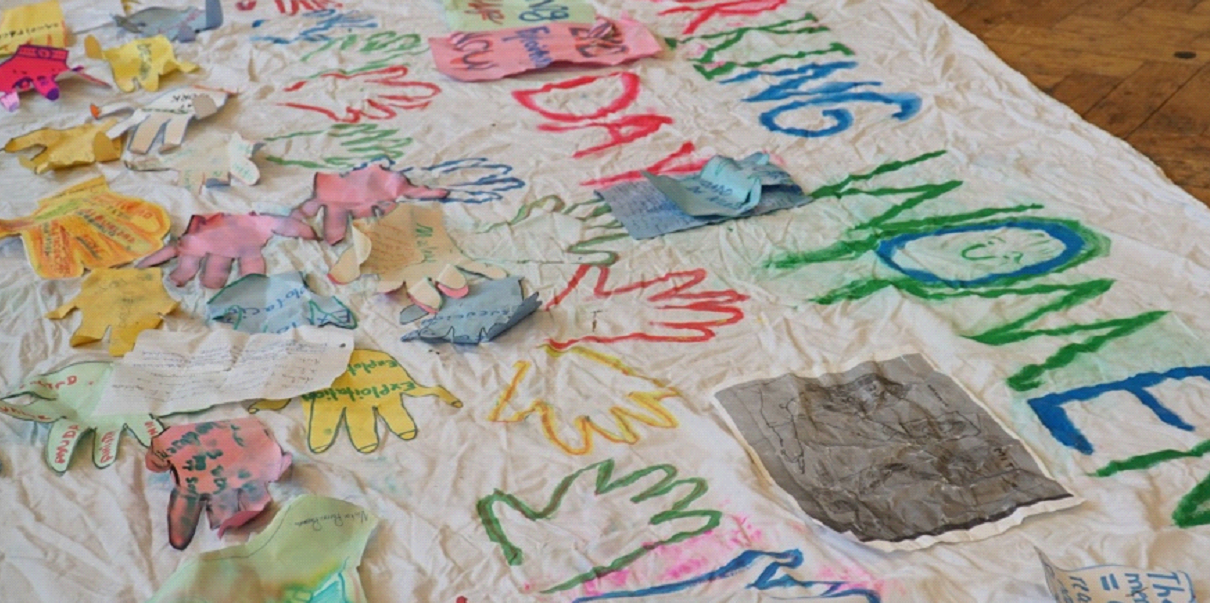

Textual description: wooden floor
[931,0,1210,207]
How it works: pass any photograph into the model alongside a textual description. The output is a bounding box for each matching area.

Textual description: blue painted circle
[874,220,1087,287]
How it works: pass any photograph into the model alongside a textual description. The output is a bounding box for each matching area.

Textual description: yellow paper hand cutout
[4,120,124,173]
[488,345,681,456]
[84,34,197,92]
[47,267,178,356]
[0,177,171,279]
[0,1,66,55]
[250,349,461,453]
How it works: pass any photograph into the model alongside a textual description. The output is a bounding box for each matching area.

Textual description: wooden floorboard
[932,0,1210,208]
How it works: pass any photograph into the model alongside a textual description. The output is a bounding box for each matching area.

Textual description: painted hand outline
[278,65,441,123]
[138,212,317,289]
[146,417,292,550]
[488,344,681,456]
[294,163,448,245]
[474,194,630,267]
[477,457,722,594]
[544,265,748,350]
[0,362,163,473]
[92,86,227,154]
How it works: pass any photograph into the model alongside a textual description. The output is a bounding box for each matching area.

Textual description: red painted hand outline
[545,265,748,350]
[278,65,441,123]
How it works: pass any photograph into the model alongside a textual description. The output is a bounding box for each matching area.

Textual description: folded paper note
[147,417,292,549]
[442,0,596,32]
[329,204,506,310]
[93,86,226,154]
[126,132,260,192]
[0,177,170,279]
[0,1,66,55]
[429,16,661,82]
[4,120,124,173]
[401,276,539,344]
[114,0,222,43]
[47,267,178,356]
[644,155,771,218]
[138,212,316,289]
[148,495,378,603]
[1039,549,1195,603]
[250,349,461,454]
[208,272,356,334]
[714,354,1079,552]
[0,362,163,473]
[602,154,811,240]
[0,45,107,111]
[295,163,448,245]
[92,325,353,417]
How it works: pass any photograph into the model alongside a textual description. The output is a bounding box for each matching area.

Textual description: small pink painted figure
[139,212,317,288]
[146,417,292,550]
[294,163,448,245]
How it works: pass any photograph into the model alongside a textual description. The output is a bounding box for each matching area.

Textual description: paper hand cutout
[545,265,748,350]
[208,272,356,334]
[47,267,178,356]
[148,495,378,603]
[294,163,448,245]
[0,362,164,473]
[401,276,539,344]
[4,120,124,173]
[250,349,461,454]
[329,204,506,311]
[0,45,106,111]
[0,2,67,55]
[84,35,198,93]
[92,86,226,154]
[0,177,171,279]
[115,0,223,43]
[139,212,317,289]
[146,417,292,550]
[127,132,260,192]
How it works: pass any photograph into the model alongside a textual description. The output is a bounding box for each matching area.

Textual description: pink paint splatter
[816,565,892,596]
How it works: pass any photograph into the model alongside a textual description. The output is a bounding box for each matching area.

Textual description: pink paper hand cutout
[138,212,317,289]
[146,417,291,550]
[293,164,449,245]
[0,45,105,111]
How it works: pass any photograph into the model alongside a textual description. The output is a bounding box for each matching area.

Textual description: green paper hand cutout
[148,495,379,603]
[0,362,163,472]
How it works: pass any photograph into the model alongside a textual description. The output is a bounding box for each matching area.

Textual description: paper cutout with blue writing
[643,156,764,218]
[207,272,356,334]
[148,495,378,603]
[573,549,881,602]
[1039,549,1195,603]
[400,275,539,344]
[602,153,810,239]
[114,0,222,43]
